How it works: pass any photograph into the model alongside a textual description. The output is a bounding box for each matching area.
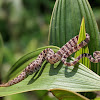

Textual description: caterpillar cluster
[0,33,100,87]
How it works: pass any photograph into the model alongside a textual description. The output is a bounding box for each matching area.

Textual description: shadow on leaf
[27,62,48,85]
[65,64,79,78]
[49,62,63,76]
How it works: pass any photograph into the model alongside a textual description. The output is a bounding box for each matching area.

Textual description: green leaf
[74,18,90,68]
[4,93,27,100]
[0,33,4,81]
[95,97,100,100]
[51,89,89,100]
[1,46,100,97]
[0,33,3,66]
[49,0,100,74]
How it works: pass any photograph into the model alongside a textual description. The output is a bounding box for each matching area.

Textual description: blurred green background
[0,0,100,100]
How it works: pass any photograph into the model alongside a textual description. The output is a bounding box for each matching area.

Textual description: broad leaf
[49,0,100,74]
[0,46,100,97]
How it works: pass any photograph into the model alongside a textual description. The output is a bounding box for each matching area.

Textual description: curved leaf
[51,89,89,100]
[0,46,100,97]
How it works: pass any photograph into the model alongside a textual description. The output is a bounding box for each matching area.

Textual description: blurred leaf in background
[0,33,3,66]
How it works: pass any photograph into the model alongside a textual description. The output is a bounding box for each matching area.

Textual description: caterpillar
[0,33,100,87]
